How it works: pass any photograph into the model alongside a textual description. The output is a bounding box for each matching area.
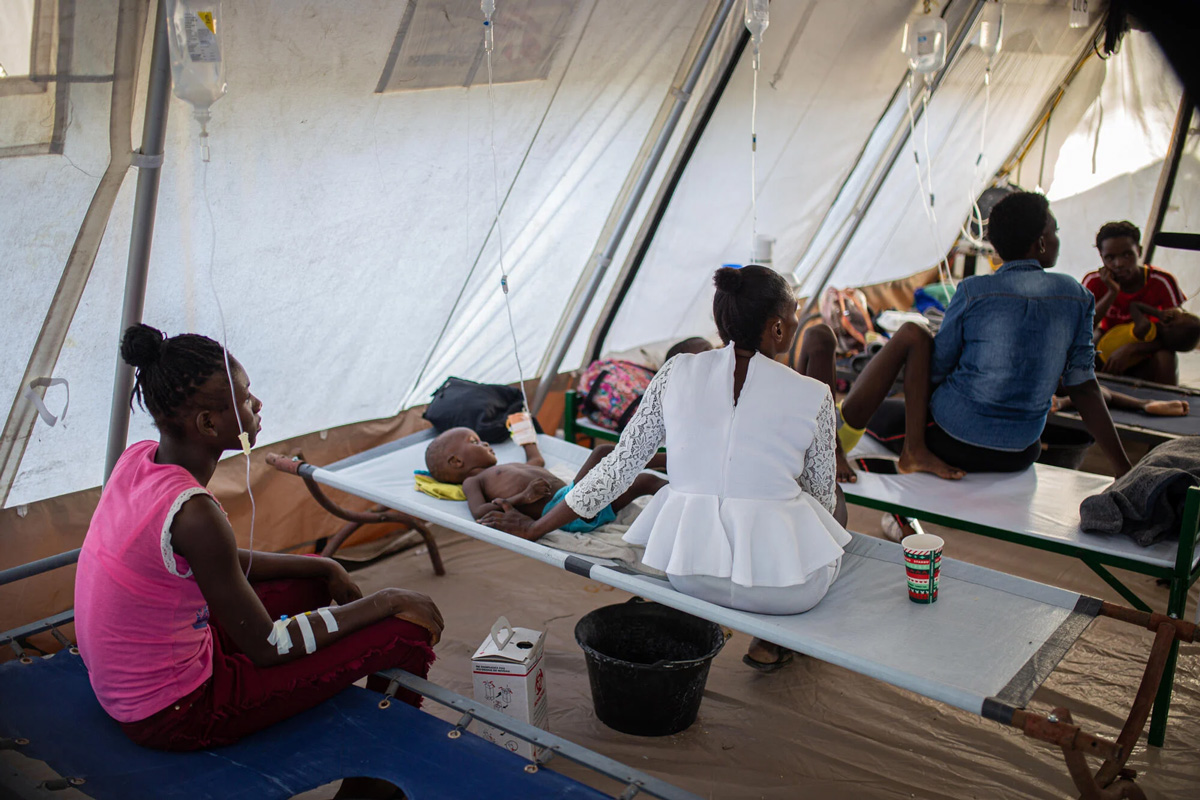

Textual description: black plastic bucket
[574,599,726,736]
[1038,423,1095,470]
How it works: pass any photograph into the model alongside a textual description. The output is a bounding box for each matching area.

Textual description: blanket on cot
[1080,436,1200,545]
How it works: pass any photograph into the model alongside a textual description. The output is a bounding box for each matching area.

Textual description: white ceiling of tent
[2,0,714,506]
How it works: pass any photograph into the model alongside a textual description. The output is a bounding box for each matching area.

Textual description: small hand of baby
[505,477,553,506]
[507,412,538,446]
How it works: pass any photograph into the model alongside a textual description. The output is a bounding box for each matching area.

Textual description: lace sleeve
[798,389,838,516]
[565,358,673,519]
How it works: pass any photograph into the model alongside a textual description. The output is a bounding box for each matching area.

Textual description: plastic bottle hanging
[902,1,947,77]
[164,0,227,162]
[978,1,1004,63]
[744,0,769,70]
[482,0,495,54]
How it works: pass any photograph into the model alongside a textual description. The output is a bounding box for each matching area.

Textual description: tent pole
[103,0,172,482]
[1142,91,1193,265]
[529,0,737,415]
[585,28,749,364]
[797,0,985,321]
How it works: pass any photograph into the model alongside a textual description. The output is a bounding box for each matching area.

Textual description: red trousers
[120,578,435,751]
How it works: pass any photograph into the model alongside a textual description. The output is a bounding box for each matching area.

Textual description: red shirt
[1081,264,1185,332]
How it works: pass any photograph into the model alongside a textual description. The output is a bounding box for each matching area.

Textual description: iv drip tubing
[484,27,530,412]
[203,154,257,579]
[750,60,759,262]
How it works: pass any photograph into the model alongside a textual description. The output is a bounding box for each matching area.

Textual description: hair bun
[713,266,744,294]
[120,323,166,369]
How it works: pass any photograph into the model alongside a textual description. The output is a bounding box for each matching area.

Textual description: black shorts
[864,398,1041,473]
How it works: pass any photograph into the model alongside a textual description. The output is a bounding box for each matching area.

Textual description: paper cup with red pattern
[901,533,943,604]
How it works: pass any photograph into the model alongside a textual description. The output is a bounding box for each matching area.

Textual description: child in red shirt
[1081,221,1187,383]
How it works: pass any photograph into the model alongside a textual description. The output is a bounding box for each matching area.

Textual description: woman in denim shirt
[837,192,1131,479]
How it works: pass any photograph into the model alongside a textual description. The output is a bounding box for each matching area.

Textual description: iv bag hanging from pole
[744,0,769,69]
[902,3,947,76]
[164,0,227,159]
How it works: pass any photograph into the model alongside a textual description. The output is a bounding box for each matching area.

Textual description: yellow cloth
[414,473,466,501]
[836,401,865,453]
[1096,322,1156,365]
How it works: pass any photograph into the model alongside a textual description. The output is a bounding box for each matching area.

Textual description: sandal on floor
[742,648,794,673]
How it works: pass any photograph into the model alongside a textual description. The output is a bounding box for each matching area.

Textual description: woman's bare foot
[1142,400,1189,416]
[1050,395,1072,413]
[835,445,857,483]
[898,447,965,480]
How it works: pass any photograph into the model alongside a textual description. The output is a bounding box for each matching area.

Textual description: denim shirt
[929,260,1096,451]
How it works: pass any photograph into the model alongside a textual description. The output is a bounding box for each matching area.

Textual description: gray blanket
[1079,436,1200,546]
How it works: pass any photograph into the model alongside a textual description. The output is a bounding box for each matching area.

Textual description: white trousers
[667,557,842,616]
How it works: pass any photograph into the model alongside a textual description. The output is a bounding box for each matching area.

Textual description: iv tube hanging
[482,0,530,412]
[745,0,769,263]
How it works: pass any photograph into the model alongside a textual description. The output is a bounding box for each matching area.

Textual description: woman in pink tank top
[75,324,443,777]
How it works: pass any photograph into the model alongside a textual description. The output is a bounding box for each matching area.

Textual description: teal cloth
[544,483,616,533]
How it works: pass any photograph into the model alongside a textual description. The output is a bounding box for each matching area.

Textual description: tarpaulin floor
[293,504,1199,800]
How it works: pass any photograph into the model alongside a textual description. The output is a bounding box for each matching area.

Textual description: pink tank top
[75,441,214,723]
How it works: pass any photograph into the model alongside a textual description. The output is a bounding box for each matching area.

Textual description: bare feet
[835,445,857,483]
[1050,395,1071,413]
[898,447,965,480]
[1142,400,1189,417]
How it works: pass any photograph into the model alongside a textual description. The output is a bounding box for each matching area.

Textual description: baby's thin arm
[463,474,500,519]
[522,442,545,467]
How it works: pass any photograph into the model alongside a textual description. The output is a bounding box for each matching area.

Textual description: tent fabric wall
[795,3,1096,294]
[598,0,917,353]
[2,0,713,507]
[1046,31,1200,304]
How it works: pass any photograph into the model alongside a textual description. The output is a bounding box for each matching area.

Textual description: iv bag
[744,0,769,42]
[978,1,1003,60]
[164,0,227,124]
[1068,0,1090,29]
[902,14,947,75]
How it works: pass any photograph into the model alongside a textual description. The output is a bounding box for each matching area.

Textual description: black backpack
[422,377,542,444]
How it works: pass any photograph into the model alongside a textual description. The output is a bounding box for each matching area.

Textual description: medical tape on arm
[268,616,294,655]
[294,612,317,655]
[316,606,339,634]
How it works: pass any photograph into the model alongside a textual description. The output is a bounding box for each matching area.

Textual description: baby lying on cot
[424,426,666,540]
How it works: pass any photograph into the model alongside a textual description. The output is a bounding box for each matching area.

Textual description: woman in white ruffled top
[483,265,851,670]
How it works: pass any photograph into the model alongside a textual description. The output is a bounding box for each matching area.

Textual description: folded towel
[1079,437,1200,546]
[414,471,467,501]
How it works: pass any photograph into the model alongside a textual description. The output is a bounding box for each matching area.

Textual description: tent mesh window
[0,0,68,157]
[376,0,575,93]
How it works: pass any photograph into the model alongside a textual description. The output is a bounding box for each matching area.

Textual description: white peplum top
[565,343,851,587]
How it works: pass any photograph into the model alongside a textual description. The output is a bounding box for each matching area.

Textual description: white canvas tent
[2,0,1195,512]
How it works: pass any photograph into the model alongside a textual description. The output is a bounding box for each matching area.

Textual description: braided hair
[120,324,230,434]
[712,265,794,351]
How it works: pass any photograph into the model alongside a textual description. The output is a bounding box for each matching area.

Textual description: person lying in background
[1083,220,1187,384]
[576,337,713,434]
